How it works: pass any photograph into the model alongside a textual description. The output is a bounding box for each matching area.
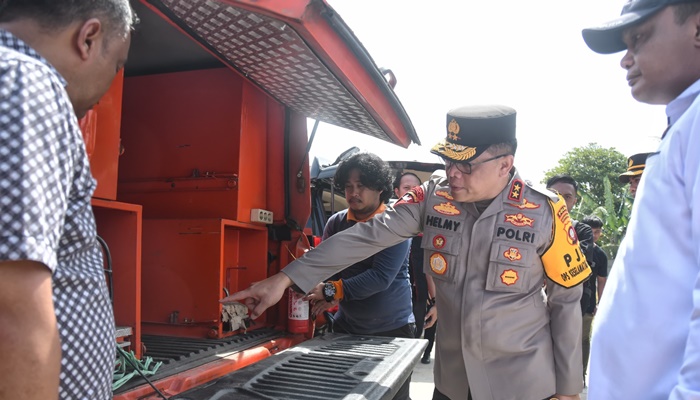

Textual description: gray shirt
[284,170,584,399]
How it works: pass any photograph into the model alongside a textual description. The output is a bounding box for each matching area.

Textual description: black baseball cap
[431,105,517,163]
[583,0,700,54]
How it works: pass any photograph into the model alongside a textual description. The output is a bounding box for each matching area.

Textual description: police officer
[618,152,651,198]
[224,105,590,400]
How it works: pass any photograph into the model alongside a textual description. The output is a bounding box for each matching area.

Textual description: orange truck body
[78,0,418,398]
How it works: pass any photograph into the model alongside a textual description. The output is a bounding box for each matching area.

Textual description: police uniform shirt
[284,169,587,400]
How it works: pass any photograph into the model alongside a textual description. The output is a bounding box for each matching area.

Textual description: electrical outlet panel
[251,208,273,224]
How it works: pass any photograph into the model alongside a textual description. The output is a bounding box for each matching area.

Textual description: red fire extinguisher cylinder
[287,288,309,333]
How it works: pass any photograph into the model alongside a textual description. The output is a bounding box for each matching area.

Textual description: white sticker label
[288,289,309,320]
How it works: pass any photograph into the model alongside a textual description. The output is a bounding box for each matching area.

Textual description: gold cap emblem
[447,119,460,141]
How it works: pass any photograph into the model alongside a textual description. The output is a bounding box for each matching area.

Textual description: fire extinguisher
[288,288,309,334]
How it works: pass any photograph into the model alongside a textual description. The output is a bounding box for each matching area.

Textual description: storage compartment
[92,199,143,358]
[140,218,268,339]
[118,68,242,219]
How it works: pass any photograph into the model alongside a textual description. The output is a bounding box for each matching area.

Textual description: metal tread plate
[150,0,404,144]
[114,328,284,394]
[172,333,427,400]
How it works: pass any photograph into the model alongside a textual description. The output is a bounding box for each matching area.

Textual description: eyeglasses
[443,154,511,175]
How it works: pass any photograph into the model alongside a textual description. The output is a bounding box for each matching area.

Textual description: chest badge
[503,247,522,262]
[433,202,460,216]
[433,235,446,249]
[500,269,519,286]
[507,197,540,210]
[504,213,535,227]
[430,253,448,275]
[435,190,454,200]
[508,179,524,202]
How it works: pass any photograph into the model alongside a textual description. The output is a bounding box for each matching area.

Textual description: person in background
[545,174,595,286]
[309,152,415,400]
[546,175,595,386]
[393,172,438,364]
[582,0,700,397]
[225,105,590,400]
[0,1,136,399]
[579,215,608,385]
[618,152,651,198]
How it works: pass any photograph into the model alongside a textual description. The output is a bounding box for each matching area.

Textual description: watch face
[323,283,335,300]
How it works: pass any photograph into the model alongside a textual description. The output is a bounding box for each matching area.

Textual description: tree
[578,177,633,261]
[542,143,628,217]
[542,143,630,262]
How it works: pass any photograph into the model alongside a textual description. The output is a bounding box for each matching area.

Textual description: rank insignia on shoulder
[507,197,540,209]
[430,253,448,275]
[500,269,519,286]
[508,179,524,202]
[433,202,460,216]
[395,186,425,206]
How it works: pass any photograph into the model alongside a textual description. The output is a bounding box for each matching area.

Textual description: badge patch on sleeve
[500,269,519,285]
[430,253,448,275]
[566,225,578,245]
[395,186,425,206]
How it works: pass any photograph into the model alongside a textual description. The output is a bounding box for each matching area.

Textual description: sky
[308,0,667,184]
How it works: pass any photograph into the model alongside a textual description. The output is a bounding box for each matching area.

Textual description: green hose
[113,346,163,391]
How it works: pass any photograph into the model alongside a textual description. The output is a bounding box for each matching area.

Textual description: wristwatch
[323,282,336,303]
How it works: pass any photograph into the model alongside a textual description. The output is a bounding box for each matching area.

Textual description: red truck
[82,0,427,398]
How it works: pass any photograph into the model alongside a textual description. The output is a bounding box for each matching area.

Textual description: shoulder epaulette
[527,184,559,202]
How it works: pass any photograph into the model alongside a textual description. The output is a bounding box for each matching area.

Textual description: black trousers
[432,388,465,400]
[422,319,436,359]
[333,322,416,400]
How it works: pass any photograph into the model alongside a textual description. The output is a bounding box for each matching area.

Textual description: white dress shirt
[588,78,700,399]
